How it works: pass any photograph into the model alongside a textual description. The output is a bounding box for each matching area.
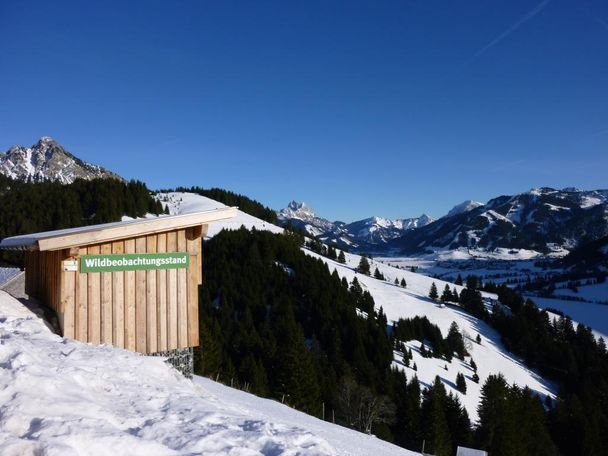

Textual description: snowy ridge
[393,187,608,255]
[161,192,556,422]
[0,137,122,184]
[0,291,415,456]
[445,200,484,218]
[277,201,432,251]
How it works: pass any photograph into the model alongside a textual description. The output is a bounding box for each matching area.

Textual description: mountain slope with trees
[0,174,164,265]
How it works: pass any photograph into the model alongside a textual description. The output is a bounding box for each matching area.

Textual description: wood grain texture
[146,235,158,353]
[60,250,76,339]
[135,236,147,353]
[112,241,125,349]
[124,239,136,351]
[77,247,88,342]
[177,229,188,349]
[156,233,168,352]
[100,243,113,345]
[166,231,178,350]
[87,245,101,344]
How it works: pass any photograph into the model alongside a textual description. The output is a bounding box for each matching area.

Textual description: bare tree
[337,376,396,434]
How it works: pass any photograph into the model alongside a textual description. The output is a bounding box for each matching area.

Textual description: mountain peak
[282,201,316,217]
[37,136,57,145]
[0,138,123,184]
[446,200,484,218]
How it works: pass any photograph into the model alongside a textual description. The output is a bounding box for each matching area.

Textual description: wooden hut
[0,208,236,357]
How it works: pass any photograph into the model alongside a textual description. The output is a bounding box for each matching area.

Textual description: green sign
[80,252,190,273]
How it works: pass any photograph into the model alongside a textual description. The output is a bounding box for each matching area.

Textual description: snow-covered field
[0,290,416,456]
[552,281,608,303]
[160,192,556,423]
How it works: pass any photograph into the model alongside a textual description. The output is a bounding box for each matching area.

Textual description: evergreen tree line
[393,318,468,362]
[445,275,608,455]
[487,285,608,455]
[304,237,346,264]
[0,176,164,265]
[171,186,278,224]
[428,278,486,318]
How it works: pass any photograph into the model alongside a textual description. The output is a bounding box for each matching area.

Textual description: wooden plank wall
[25,225,206,354]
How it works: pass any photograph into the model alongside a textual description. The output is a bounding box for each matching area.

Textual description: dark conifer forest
[0,175,164,265]
[197,227,608,456]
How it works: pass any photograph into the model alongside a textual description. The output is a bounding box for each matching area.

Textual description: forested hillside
[0,175,164,264]
[197,227,608,455]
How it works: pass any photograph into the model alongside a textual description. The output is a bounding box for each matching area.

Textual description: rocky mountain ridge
[0,137,122,184]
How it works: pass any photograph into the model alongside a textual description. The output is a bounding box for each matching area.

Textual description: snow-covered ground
[0,290,416,456]
[156,192,283,237]
[160,192,556,423]
[551,281,608,303]
[194,377,418,456]
[0,267,21,286]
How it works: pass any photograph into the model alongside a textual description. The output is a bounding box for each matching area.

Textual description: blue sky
[1,0,607,221]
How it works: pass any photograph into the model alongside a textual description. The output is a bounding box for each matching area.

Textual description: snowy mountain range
[277,200,433,252]
[392,187,608,255]
[0,137,122,184]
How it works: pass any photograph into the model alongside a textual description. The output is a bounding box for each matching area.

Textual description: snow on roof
[0,207,237,251]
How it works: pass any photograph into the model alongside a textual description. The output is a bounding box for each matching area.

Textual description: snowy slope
[194,377,418,456]
[159,192,556,423]
[304,250,555,422]
[445,200,484,218]
[156,192,283,237]
[0,291,416,456]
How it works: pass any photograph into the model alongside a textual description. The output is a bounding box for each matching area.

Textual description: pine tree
[400,278,407,288]
[446,321,466,359]
[394,277,399,285]
[403,352,410,367]
[452,287,459,302]
[338,250,346,264]
[429,282,439,301]
[440,284,452,302]
[455,274,463,286]
[374,267,384,280]
[402,376,423,450]
[470,358,477,372]
[357,256,371,276]
[276,327,321,415]
[476,333,482,344]
[476,374,529,456]
[420,343,428,358]
[456,372,467,394]
[421,377,452,456]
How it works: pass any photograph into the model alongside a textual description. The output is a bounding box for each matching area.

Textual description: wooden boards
[27,226,204,354]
